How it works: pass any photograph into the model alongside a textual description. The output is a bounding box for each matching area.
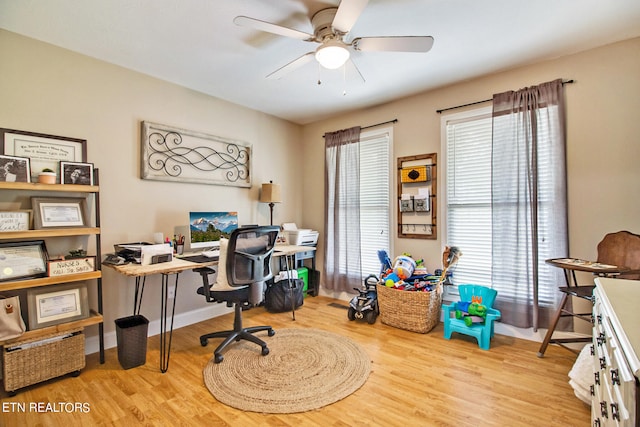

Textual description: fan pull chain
[317,62,322,85]
[343,64,347,96]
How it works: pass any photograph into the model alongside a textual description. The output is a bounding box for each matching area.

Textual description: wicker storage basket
[377,284,442,333]
[3,329,85,393]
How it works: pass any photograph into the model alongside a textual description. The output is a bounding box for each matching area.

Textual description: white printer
[282,223,319,246]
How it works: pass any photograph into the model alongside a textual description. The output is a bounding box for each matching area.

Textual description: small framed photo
[0,154,31,183]
[27,282,90,329]
[0,240,48,282]
[0,210,32,231]
[31,197,89,229]
[60,161,94,185]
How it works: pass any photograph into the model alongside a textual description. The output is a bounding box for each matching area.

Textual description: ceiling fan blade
[234,16,313,41]
[266,52,315,80]
[332,0,369,34]
[353,36,434,52]
[348,58,366,84]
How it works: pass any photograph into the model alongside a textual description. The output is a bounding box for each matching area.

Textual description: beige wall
[303,37,640,299]
[0,30,304,350]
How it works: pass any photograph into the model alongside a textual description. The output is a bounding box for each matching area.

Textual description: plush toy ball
[393,255,416,280]
[384,272,401,287]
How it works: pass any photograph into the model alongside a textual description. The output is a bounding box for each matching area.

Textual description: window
[443,108,493,288]
[359,128,392,275]
[327,127,392,278]
[443,108,562,308]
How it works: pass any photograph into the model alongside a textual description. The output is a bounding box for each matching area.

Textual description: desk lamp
[260,181,282,226]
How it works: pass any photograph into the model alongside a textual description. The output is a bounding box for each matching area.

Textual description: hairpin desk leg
[159,272,179,373]
[133,276,146,315]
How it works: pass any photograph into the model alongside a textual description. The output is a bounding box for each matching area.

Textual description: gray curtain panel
[324,126,362,293]
[491,79,568,330]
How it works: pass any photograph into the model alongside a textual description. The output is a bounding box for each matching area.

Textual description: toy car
[348,274,379,324]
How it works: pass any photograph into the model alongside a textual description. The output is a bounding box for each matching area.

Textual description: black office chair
[195,225,280,363]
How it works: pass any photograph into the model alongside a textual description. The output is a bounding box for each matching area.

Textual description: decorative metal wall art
[140,121,251,187]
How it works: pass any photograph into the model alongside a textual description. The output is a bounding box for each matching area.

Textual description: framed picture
[0,154,31,183]
[27,282,90,329]
[31,197,89,229]
[0,240,48,282]
[60,161,94,185]
[0,128,86,182]
[0,210,32,231]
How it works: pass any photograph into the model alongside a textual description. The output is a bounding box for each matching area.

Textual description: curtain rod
[362,118,398,130]
[323,119,398,138]
[436,79,575,114]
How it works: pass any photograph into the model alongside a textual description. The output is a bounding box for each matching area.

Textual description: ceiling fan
[234,0,434,81]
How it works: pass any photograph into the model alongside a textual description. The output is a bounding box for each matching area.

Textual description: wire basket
[3,329,85,393]
[377,284,442,333]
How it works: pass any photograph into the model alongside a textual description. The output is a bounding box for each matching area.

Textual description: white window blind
[359,129,392,276]
[445,109,493,288]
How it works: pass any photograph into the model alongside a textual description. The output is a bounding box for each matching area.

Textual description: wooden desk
[274,244,315,256]
[105,246,314,371]
[537,258,630,357]
[105,258,216,372]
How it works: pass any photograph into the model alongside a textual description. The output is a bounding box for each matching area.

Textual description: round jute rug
[202,328,371,413]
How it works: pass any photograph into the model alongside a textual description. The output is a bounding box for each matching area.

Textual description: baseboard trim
[85,304,232,355]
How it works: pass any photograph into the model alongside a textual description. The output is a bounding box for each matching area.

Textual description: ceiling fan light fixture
[315,40,350,69]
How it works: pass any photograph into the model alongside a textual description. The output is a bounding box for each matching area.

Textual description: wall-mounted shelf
[397,153,437,240]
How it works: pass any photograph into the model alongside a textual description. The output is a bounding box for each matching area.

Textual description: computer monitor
[188,211,239,250]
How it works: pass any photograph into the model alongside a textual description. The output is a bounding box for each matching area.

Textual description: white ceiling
[1,0,640,125]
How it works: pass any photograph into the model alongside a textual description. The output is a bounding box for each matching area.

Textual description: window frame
[440,107,492,298]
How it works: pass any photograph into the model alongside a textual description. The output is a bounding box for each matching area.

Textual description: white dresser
[592,278,640,426]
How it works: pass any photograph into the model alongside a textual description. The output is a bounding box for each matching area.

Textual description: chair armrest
[194,267,217,303]
[441,301,457,316]
[486,307,501,321]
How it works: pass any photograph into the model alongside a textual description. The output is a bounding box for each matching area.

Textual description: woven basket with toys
[376,247,461,333]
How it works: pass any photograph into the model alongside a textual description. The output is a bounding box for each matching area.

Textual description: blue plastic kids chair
[443,284,501,350]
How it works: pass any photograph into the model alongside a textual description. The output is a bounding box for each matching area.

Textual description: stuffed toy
[454,301,487,326]
[442,246,462,269]
[393,254,416,280]
[384,272,401,287]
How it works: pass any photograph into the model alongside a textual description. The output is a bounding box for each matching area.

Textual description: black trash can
[115,315,149,369]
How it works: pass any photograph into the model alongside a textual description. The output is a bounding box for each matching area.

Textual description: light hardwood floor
[1,296,590,426]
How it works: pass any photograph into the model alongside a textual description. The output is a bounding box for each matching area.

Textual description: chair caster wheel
[261,347,269,356]
[268,329,275,337]
[214,354,224,364]
[200,338,208,347]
